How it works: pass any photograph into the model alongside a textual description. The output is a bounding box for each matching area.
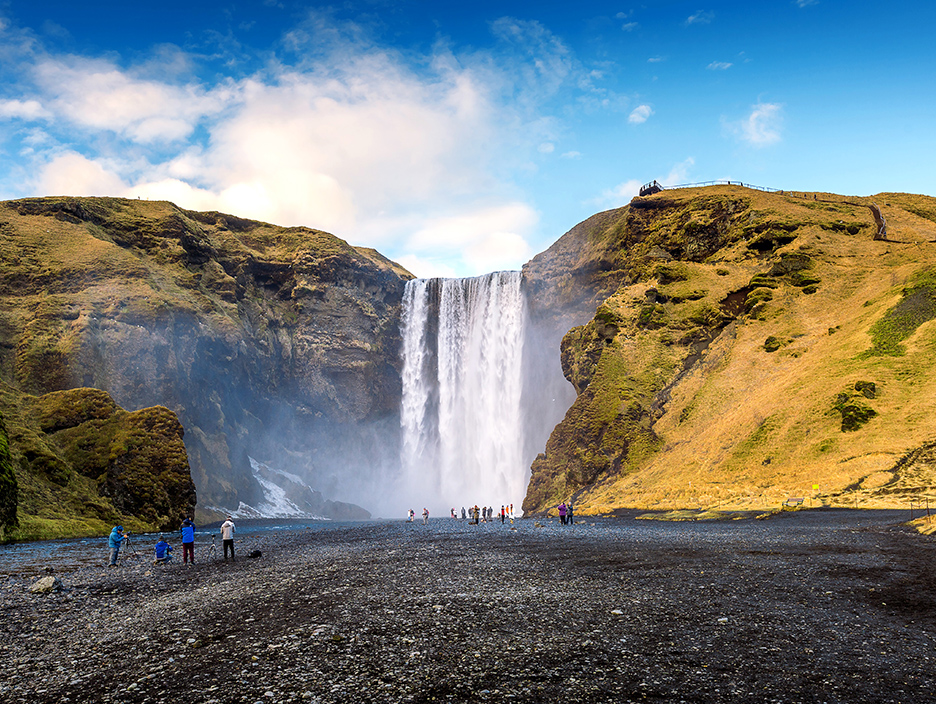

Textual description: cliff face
[522,187,936,514]
[0,196,412,523]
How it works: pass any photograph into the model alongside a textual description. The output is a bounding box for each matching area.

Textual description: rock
[29,576,63,593]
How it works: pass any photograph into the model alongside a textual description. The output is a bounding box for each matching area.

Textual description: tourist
[451,508,456,519]
[558,502,567,525]
[221,515,236,561]
[500,506,506,524]
[567,502,574,526]
[108,525,125,566]
[153,535,173,564]
[461,507,466,520]
[180,516,196,564]
[422,507,429,524]
[407,509,415,522]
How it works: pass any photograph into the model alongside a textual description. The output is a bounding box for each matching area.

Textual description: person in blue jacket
[180,517,196,564]
[108,525,125,566]
[154,535,173,564]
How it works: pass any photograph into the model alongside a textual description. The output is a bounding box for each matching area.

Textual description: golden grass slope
[524,186,936,515]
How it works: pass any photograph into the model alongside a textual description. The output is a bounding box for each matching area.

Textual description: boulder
[29,576,63,593]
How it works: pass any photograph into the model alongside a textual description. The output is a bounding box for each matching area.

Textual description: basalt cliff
[0,196,411,539]
[522,186,936,515]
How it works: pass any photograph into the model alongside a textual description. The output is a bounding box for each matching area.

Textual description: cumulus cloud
[729,102,783,146]
[0,99,51,120]
[621,22,639,31]
[32,57,232,143]
[36,152,128,196]
[628,104,653,124]
[0,12,615,276]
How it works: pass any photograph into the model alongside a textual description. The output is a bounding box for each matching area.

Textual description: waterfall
[400,272,527,511]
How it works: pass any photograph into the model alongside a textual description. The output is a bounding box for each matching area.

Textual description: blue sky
[1,1,934,277]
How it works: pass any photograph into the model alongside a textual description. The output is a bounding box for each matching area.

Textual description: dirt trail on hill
[3,510,936,703]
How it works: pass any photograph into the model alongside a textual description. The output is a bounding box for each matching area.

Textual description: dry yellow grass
[529,186,936,514]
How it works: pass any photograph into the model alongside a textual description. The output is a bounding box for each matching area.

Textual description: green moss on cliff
[861,270,936,357]
[0,415,18,541]
[2,386,196,540]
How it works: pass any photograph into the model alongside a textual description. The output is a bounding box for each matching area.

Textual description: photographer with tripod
[108,525,126,566]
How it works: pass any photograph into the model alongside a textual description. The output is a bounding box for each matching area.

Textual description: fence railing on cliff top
[637,179,889,240]
[640,179,782,197]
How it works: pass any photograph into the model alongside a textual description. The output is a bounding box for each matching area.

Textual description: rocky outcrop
[522,187,936,514]
[0,196,412,530]
[2,385,195,539]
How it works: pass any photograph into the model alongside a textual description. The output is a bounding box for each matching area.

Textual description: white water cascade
[400,272,527,512]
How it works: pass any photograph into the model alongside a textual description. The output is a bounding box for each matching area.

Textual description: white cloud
[621,22,639,31]
[405,203,537,276]
[32,57,233,143]
[0,98,51,120]
[707,61,732,70]
[628,104,653,124]
[591,179,642,208]
[0,13,609,276]
[664,157,695,184]
[648,56,664,63]
[729,102,783,146]
[685,10,715,25]
[36,152,128,196]
[591,157,695,208]
[560,151,582,159]
[393,254,457,279]
[794,0,818,6]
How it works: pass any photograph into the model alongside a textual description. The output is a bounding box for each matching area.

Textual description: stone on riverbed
[29,576,63,593]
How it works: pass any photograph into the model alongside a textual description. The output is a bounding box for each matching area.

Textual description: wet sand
[3,510,936,703]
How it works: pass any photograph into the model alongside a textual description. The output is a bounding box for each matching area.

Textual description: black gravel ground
[3,509,936,704]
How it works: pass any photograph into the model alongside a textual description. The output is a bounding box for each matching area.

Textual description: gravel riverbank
[3,510,936,703]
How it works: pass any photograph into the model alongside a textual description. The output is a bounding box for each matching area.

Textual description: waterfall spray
[400,272,527,512]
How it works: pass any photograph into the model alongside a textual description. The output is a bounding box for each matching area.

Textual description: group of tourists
[106,515,237,567]
[557,501,574,525]
[407,504,518,525]
[465,504,514,524]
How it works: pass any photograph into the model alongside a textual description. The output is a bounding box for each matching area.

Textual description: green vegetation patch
[637,510,752,521]
[861,270,936,357]
[833,385,878,432]
[763,336,790,353]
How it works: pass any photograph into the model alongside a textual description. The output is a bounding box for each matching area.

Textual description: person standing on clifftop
[180,517,196,565]
[221,516,236,561]
[108,525,125,566]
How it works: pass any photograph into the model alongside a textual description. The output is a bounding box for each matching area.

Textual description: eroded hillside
[523,186,936,514]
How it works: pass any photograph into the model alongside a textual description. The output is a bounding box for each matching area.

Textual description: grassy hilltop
[523,186,936,515]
